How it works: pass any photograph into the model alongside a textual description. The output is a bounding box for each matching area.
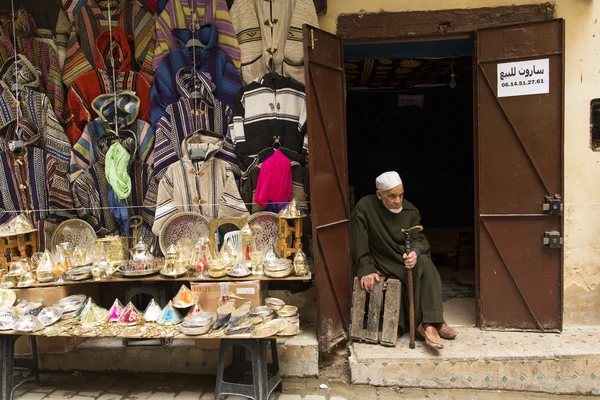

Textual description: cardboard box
[191,280,265,313]
[13,283,100,355]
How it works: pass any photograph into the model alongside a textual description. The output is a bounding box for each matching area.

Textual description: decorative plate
[159,212,210,255]
[0,289,16,308]
[50,219,97,264]
[247,212,279,252]
[251,324,279,338]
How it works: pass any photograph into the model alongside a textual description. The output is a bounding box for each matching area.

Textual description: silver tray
[118,266,162,277]
[50,219,97,264]
[0,227,37,238]
[159,212,210,255]
[247,212,279,252]
[54,295,87,313]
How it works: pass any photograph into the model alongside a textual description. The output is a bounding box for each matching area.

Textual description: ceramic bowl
[275,305,298,318]
[208,268,227,278]
[263,266,293,278]
[265,298,285,311]
[181,324,212,336]
[264,259,292,272]
[183,312,215,327]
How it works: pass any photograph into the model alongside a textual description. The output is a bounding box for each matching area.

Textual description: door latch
[543,231,563,249]
[543,194,563,215]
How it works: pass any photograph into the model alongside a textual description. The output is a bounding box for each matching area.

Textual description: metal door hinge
[543,231,563,249]
[543,195,563,215]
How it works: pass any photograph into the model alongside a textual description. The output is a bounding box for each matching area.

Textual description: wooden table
[0,273,310,400]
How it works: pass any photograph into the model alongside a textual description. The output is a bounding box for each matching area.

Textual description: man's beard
[382,200,402,214]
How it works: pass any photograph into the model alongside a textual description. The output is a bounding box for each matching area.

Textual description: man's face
[377,184,404,211]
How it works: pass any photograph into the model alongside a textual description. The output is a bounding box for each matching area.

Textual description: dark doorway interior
[344,45,476,325]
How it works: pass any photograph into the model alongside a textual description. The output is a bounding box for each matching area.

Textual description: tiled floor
[349,325,600,394]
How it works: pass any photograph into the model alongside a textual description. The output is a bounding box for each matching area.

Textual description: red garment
[255,150,292,207]
[64,28,151,145]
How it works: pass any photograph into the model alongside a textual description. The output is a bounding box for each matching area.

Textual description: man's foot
[437,322,457,340]
[417,323,444,349]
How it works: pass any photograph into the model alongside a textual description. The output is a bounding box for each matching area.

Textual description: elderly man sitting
[350,171,457,349]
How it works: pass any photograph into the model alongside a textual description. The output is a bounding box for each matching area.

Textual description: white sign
[497,59,549,98]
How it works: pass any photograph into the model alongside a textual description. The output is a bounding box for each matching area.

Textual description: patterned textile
[71,91,154,175]
[230,0,318,85]
[64,28,152,146]
[151,138,248,236]
[0,87,70,163]
[63,0,155,88]
[150,24,241,125]
[153,68,237,178]
[231,73,307,172]
[154,0,239,70]
[0,9,65,121]
[71,139,154,242]
[0,122,74,249]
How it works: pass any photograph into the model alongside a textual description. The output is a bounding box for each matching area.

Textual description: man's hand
[403,251,418,269]
[360,272,380,292]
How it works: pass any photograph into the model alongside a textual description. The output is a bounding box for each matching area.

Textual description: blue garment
[108,187,130,234]
[150,23,242,127]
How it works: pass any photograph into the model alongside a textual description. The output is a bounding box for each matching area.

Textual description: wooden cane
[402,225,423,350]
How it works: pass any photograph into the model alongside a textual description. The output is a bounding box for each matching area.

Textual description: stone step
[349,325,600,395]
[36,324,318,378]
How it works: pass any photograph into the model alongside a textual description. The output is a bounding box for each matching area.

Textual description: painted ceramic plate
[252,324,279,338]
[247,212,279,252]
[159,212,210,255]
[50,219,97,264]
[0,289,16,308]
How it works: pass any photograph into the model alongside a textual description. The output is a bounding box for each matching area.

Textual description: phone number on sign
[501,79,545,88]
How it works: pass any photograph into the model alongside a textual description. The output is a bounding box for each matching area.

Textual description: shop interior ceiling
[343,39,474,89]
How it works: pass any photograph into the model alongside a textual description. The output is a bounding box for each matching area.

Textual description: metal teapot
[129,238,154,266]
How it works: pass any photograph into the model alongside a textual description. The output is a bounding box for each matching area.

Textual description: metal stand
[214,339,281,400]
[1,335,41,400]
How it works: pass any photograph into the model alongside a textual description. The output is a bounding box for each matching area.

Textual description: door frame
[335,8,560,329]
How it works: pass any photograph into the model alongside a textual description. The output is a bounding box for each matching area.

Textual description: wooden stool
[350,277,402,347]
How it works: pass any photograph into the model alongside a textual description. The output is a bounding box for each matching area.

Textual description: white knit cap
[376,171,403,191]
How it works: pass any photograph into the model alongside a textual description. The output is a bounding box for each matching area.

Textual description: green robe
[351,195,444,327]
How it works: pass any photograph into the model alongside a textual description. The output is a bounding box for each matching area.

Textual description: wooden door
[304,25,352,351]
[476,20,564,331]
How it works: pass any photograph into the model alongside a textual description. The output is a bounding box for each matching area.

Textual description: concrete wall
[318,0,600,325]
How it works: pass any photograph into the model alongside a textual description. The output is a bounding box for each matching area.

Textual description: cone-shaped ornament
[157,300,182,325]
[108,299,124,322]
[143,299,162,322]
[119,302,142,326]
[172,284,196,308]
[81,300,109,328]
[186,301,203,317]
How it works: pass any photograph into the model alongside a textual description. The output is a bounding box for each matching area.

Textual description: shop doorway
[344,43,477,326]
[304,19,564,351]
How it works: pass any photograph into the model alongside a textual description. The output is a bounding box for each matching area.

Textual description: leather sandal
[437,322,457,340]
[417,322,444,349]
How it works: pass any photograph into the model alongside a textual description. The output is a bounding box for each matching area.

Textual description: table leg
[0,335,16,400]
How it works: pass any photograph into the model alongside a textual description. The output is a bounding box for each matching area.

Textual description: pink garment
[255,150,292,207]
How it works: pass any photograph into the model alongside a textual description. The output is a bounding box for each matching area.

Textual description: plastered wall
[318,0,600,325]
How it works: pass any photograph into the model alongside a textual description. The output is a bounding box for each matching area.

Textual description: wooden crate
[350,277,402,347]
